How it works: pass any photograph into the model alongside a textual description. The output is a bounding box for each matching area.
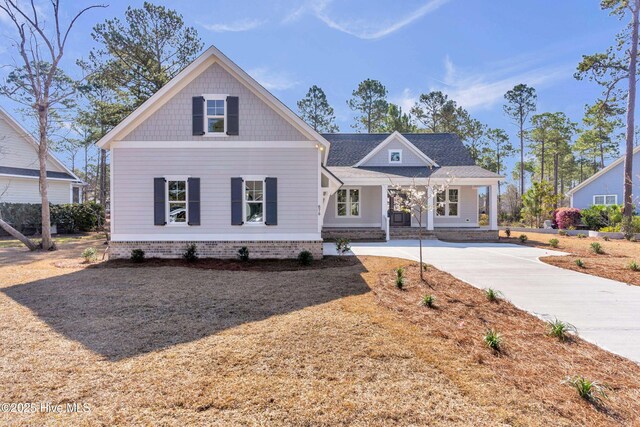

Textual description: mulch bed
[55,255,360,272]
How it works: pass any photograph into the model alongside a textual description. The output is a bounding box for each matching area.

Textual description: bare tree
[0,0,106,250]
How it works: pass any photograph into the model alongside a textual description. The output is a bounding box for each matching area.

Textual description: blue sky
[0,0,627,174]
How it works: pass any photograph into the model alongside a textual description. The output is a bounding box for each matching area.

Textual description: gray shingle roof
[322,133,475,167]
[0,166,76,180]
[327,165,501,180]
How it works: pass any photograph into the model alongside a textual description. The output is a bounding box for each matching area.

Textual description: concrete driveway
[325,239,640,363]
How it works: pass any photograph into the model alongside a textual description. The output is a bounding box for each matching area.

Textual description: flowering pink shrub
[554,208,581,229]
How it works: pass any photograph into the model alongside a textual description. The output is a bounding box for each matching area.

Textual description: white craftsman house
[98,45,501,259]
[0,106,83,205]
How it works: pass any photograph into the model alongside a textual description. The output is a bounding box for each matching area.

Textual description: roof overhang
[566,145,640,196]
[96,45,331,161]
[352,131,439,167]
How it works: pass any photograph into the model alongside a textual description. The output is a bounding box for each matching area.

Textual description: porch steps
[389,227,438,240]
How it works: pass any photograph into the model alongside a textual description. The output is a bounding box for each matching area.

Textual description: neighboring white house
[567,146,640,212]
[98,45,502,259]
[0,106,83,205]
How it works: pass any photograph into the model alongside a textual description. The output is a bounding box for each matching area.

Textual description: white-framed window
[244,178,265,224]
[389,149,402,164]
[166,177,189,225]
[593,194,617,206]
[436,188,459,217]
[336,188,360,217]
[204,94,227,136]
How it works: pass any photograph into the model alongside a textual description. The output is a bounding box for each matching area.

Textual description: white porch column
[381,184,389,241]
[490,183,498,230]
[427,186,435,231]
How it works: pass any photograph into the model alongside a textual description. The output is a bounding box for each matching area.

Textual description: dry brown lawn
[1,240,640,426]
[500,230,640,286]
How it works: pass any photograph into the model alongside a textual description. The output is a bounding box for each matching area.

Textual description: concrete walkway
[324,240,640,363]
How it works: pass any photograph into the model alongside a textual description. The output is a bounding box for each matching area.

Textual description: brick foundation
[109,240,323,260]
[322,227,386,242]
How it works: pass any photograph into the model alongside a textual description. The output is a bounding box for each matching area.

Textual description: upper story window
[167,179,188,224]
[436,188,459,217]
[204,95,226,136]
[389,149,402,164]
[593,194,617,206]
[337,188,360,217]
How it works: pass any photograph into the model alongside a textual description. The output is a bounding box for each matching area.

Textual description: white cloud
[288,0,451,40]
[390,88,417,113]
[248,67,299,91]
[201,18,264,32]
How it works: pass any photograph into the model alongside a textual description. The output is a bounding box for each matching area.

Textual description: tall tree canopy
[576,0,640,232]
[411,91,469,135]
[88,1,203,112]
[579,100,622,169]
[347,79,388,132]
[479,128,514,199]
[380,103,415,133]
[504,84,537,199]
[297,85,339,132]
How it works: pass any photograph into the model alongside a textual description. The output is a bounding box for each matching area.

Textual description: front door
[388,193,411,226]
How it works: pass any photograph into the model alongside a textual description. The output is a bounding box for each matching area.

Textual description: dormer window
[204,94,227,136]
[389,149,402,164]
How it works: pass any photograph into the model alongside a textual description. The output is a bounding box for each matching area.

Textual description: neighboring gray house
[567,146,640,212]
[0,106,83,205]
[98,45,502,259]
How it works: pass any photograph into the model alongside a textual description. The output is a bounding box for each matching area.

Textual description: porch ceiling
[327,165,502,182]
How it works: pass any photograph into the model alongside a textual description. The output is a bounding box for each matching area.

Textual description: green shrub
[549,238,559,248]
[335,238,351,255]
[130,249,145,263]
[422,263,431,272]
[599,226,619,233]
[395,267,405,289]
[82,247,98,263]
[546,318,577,341]
[581,204,622,231]
[590,242,604,254]
[484,288,503,302]
[505,227,511,237]
[564,376,608,403]
[575,259,585,268]
[183,244,199,262]
[0,202,105,234]
[577,233,587,239]
[518,234,528,243]
[237,246,249,262]
[298,250,313,266]
[558,229,568,236]
[629,260,640,272]
[421,294,435,308]
[602,236,610,241]
[483,329,502,352]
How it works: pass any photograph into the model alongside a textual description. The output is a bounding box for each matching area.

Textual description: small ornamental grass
[575,259,585,268]
[546,318,577,341]
[590,242,604,254]
[577,233,587,239]
[483,329,502,352]
[395,267,405,290]
[563,376,608,404]
[602,236,610,241]
[183,244,198,262]
[504,228,511,237]
[629,260,640,272]
[518,234,528,243]
[335,238,351,255]
[484,288,503,302]
[130,249,145,263]
[421,294,435,308]
[558,229,568,237]
[237,246,249,262]
[81,247,98,263]
[298,250,313,266]
[549,238,559,248]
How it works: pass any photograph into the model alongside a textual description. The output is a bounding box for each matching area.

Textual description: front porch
[322,183,500,242]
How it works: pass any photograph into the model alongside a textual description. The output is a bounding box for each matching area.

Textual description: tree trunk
[519,117,525,200]
[623,1,639,228]
[540,139,545,182]
[38,105,54,250]
[0,217,37,250]
[99,148,107,207]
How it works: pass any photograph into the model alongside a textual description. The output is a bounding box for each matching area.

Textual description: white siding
[112,147,320,238]
[0,116,66,172]
[0,177,70,204]
[324,186,382,227]
[361,139,427,167]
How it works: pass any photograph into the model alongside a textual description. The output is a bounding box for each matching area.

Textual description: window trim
[435,187,460,218]
[165,175,190,226]
[242,175,266,226]
[388,149,403,164]
[593,194,618,206]
[335,187,361,218]
[203,94,228,137]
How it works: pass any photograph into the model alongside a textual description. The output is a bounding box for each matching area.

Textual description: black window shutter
[231,177,244,225]
[188,177,200,225]
[265,177,277,226]
[226,96,239,135]
[154,178,166,225]
[192,96,205,135]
